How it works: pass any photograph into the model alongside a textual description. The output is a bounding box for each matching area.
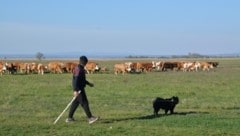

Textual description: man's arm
[86,80,94,87]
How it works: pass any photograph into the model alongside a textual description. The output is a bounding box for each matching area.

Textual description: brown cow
[129,62,146,72]
[128,62,138,72]
[5,62,19,74]
[29,63,38,74]
[140,62,154,72]
[125,62,151,73]
[200,62,214,71]
[37,63,47,75]
[161,62,178,71]
[85,62,100,74]
[114,63,130,75]
[64,62,78,73]
[207,62,219,68]
[48,62,63,74]
[0,61,4,75]
[18,63,31,74]
[176,61,185,71]
[187,62,201,72]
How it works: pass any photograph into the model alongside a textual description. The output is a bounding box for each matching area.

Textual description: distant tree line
[126,55,152,58]
[126,53,240,59]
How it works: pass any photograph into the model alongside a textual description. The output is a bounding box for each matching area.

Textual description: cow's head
[155,61,162,70]
[152,61,156,68]
[95,64,100,71]
[3,65,7,70]
[209,64,214,69]
[123,63,131,72]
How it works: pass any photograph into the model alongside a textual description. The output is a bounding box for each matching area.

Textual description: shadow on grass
[101,111,209,124]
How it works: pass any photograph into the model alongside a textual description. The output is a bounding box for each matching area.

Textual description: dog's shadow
[101,111,209,124]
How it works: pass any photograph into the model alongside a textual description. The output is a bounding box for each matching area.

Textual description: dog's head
[171,96,179,105]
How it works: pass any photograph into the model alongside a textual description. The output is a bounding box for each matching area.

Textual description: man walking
[66,56,98,124]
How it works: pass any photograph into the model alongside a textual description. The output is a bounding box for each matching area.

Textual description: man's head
[79,56,88,66]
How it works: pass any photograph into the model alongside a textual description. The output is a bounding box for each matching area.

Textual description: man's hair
[79,56,88,65]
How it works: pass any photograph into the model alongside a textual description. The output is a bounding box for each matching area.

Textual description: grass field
[1,58,240,136]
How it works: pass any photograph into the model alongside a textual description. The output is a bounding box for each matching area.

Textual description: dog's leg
[165,109,169,114]
[170,107,174,114]
[170,105,176,114]
[154,108,160,116]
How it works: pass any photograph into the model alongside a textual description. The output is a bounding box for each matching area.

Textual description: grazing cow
[48,62,63,74]
[126,62,154,73]
[13,62,30,74]
[5,62,18,74]
[85,62,100,74]
[29,63,38,74]
[114,63,131,75]
[155,61,163,71]
[161,62,178,71]
[125,62,138,73]
[37,63,47,75]
[176,61,185,71]
[123,62,143,73]
[0,61,5,75]
[207,62,219,68]
[188,62,201,72]
[151,61,157,69]
[128,62,138,72]
[182,62,193,72]
[64,62,78,73]
[200,62,214,71]
[134,62,154,72]
[182,61,201,72]
[134,62,143,72]
[125,62,132,70]
[141,62,154,72]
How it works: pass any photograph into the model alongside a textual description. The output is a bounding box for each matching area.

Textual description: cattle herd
[114,61,218,74]
[0,60,218,76]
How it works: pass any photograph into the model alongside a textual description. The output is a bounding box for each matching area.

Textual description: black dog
[153,96,179,116]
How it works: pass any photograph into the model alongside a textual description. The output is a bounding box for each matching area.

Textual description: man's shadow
[100,111,209,124]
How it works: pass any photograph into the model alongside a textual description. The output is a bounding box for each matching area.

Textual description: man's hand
[88,83,94,87]
[73,91,79,97]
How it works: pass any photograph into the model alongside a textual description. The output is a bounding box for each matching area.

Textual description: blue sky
[0,0,239,56]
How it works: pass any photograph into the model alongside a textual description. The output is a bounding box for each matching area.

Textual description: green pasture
[0,58,240,135]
